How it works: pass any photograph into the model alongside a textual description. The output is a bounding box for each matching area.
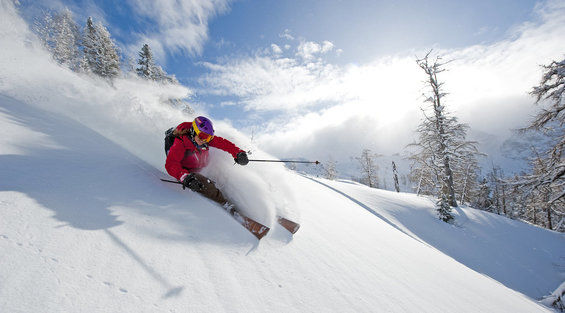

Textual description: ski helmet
[192,116,214,142]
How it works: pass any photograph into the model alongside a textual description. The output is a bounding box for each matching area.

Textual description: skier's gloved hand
[235,151,249,166]
[181,173,203,191]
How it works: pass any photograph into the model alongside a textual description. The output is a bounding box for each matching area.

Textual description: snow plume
[202,145,301,224]
[1,1,190,168]
[0,0,300,220]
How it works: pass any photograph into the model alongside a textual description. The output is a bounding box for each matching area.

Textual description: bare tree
[512,55,565,231]
[324,156,338,180]
[416,52,457,207]
[409,51,482,222]
[356,149,380,188]
[392,161,400,192]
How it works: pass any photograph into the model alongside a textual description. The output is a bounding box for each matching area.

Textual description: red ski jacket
[165,122,244,181]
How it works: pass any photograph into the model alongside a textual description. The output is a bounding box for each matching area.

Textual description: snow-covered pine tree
[82,17,120,79]
[51,9,81,70]
[35,8,81,70]
[95,22,120,79]
[136,44,154,79]
[34,11,54,49]
[474,177,493,211]
[136,44,178,84]
[436,194,453,223]
[82,17,99,74]
[154,65,179,84]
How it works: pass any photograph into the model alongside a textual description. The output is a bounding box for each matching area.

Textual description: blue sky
[20,0,539,85]
[14,0,565,174]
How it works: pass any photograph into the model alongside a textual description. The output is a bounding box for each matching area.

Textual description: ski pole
[160,178,182,185]
[249,159,320,165]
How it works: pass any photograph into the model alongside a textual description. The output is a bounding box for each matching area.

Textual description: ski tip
[277,216,300,234]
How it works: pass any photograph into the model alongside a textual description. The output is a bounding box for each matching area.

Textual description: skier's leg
[190,173,229,205]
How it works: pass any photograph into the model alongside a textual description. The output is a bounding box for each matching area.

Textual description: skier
[165,116,249,205]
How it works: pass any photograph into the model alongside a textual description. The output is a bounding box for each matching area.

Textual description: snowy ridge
[1,3,564,312]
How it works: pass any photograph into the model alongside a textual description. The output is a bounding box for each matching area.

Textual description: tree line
[34,8,177,84]
[322,51,564,232]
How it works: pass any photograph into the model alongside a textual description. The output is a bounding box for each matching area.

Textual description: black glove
[182,173,203,191]
[235,151,249,166]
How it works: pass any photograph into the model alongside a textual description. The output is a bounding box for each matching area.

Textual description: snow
[1,2,564,312]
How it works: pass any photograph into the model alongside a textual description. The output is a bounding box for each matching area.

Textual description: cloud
[199,50,352,111]
[197,0,565,175]
[271,44,283,55]
[296,40,334,61]
[124,0,232,58]
[279,29,294,40]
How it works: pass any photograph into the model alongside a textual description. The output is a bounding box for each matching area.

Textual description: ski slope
[1,2,564,312]
[1,95,564,313]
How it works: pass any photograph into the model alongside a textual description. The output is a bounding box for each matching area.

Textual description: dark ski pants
[189,172,229,206]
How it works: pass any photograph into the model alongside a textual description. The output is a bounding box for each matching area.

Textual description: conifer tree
[35,8,81,70]
[52,9,81,70]
[82,17,120,78]
[82,17,99,74]
[474,177,493,211]
[136,43,155,79]
[136,44,178,84]
[96,23,120,78]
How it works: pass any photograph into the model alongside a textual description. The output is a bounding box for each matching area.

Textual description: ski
[160,178,269,239]
[277,216,300,234]
[223,203,270,240]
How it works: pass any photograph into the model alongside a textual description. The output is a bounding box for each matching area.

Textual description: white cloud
[198,0,565,174]
[124,0,232,58]
[200,54,352,111]
[296,40,335,61]
[279,29,294,40]
[271,43,283,55]
[321,40,334,53]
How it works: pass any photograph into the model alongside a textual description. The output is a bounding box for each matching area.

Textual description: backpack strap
[164,127,177,155]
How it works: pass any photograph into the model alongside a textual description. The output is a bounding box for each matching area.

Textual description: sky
[13,0,565,177]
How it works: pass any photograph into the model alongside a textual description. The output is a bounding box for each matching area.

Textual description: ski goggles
[192,123,214,143]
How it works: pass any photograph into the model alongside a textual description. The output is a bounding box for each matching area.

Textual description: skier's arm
[208,136,244,158]
[165,138,189,181]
